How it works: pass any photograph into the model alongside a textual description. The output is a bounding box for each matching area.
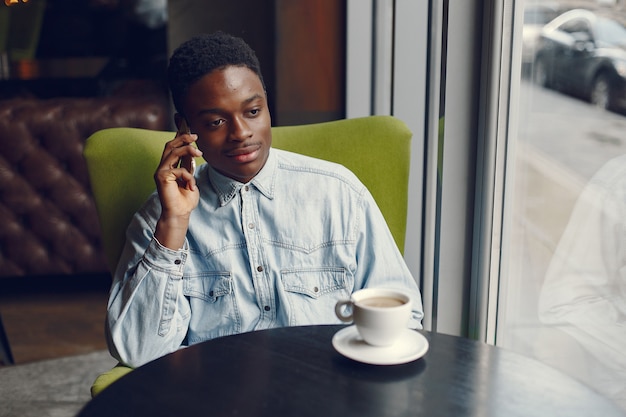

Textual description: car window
[559,18,590,34]
[595,18,626,45]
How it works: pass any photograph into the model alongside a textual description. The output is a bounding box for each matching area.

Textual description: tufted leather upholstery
[0,97,170,277]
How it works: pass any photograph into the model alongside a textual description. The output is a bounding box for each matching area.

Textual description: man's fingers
[176,169,198,191]
[160,143,202,172]
[160,133,198,165]
[155,163,198,190]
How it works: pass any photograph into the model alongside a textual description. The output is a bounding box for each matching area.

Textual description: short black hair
[167,31,265,115]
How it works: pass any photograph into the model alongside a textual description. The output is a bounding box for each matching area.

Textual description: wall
[167,0,345,126]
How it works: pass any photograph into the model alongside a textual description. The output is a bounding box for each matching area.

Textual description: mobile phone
[177,119,196,175]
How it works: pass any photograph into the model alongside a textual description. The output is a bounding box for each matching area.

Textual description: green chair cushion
[90,364,133,397]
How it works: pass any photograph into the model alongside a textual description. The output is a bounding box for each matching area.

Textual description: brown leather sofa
[0,97,170,278]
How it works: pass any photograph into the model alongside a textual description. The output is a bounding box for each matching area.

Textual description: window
[494,0,626,411]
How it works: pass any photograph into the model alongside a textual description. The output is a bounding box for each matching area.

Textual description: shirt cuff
[142,237,188,275]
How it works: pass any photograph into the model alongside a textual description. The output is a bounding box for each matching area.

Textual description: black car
[533,9,626,113]
[522,4,560,67]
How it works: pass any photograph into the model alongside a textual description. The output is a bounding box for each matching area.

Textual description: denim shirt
[106,149,424,367]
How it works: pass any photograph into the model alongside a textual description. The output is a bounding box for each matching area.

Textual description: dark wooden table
[78,325,625,417]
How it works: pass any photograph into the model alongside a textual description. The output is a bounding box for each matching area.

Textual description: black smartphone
[177,119,196,175]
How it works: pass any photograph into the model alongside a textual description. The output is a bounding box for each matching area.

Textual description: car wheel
[532,58,550,88]
[590,74,612,111]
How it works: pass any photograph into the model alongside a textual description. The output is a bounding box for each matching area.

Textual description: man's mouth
[225,144,261,163]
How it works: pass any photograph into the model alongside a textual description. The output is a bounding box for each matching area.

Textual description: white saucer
[332,326,429,365]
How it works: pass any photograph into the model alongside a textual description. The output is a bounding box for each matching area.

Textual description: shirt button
[248,223,255,229]
[313,286,319,293]
[244,185,249,191]
[209,291,214,297]
[264,305,271,311]
[174,259,181,265]
[257,265,264,272]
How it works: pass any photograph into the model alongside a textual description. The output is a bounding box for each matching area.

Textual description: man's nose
[229,117,253,141]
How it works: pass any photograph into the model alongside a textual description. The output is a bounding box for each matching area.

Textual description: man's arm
[105,131,202,367]
[105,206,192,368]
[354,187,424,328]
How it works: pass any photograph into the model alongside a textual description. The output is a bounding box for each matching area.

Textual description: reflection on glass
[497,0,626,411]
[538,154,626,407]
[531,7,626,113]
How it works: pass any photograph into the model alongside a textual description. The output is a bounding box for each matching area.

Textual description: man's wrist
[155,215,189,250]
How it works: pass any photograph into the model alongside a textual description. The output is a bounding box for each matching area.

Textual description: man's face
[181,66,272,183]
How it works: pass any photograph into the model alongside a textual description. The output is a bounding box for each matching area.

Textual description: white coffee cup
[335,288,412,347]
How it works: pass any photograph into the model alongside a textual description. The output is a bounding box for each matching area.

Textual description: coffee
[359,296,405,308]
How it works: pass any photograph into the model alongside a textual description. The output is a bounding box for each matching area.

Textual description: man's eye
[249,108,260,116]
[209,119,225,127]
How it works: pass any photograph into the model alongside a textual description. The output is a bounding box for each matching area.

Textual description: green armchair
[84,115,413,396]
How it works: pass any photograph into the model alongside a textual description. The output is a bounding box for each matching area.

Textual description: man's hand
[153,131,203,250]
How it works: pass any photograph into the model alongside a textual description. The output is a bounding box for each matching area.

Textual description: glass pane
[498,0,626,411]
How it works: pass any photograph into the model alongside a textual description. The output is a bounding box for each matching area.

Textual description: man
[539,154,626,410]
[106,31,423,367]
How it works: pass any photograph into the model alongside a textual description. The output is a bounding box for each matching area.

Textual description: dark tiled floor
[0,274,110,366]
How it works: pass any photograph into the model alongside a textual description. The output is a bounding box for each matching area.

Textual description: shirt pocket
[280,267,351,326]
[182,272,241,342]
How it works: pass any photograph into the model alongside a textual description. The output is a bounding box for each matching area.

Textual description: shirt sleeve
[538,164,626,373]
[105,199,191,368]
[354,186,425,329]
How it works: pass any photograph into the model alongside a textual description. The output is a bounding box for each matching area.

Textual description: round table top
[79,325,625,417]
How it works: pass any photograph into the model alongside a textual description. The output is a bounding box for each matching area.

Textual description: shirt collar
[207,149,277,206]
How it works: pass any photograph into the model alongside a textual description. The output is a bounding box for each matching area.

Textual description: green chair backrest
[84,115,412,273]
